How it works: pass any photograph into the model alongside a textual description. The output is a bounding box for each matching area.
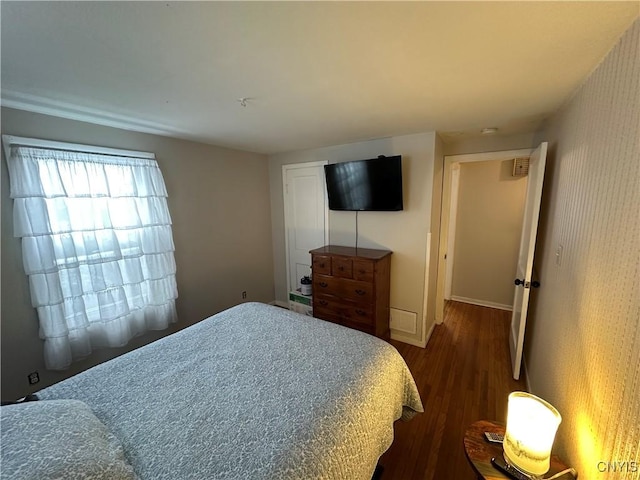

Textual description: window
[3,136,178,370]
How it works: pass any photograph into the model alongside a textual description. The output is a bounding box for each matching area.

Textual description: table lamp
[503,392,562,479]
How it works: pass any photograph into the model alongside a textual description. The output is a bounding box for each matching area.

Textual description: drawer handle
[355,289,366,296]
[355,309,367,316]
[319,300,328,306]
[319,282,328,288]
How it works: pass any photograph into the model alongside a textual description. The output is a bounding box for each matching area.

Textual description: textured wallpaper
[526,19,639,480]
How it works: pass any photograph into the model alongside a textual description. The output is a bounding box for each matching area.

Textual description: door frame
[444,163,461,300]
[435,148,534,324]
[282,161,329,295]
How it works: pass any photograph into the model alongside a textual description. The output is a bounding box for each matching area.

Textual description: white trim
[271,300,289,309]
[444,164,460,299]
[450,296,513,311]
[282,166,291,296]
[424,321,436,347]
[420,232,431,345]
[522,355,532,392]
[391,331,427,348]
[1,90,184,139]
[2,135,155,160]
[282,160,329,170]
[392,321,436,348]
[445,148,534,165]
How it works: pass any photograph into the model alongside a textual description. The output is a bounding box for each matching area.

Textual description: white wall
[525,20,639,479]
[1,108,274,400]
[269,132,437,346]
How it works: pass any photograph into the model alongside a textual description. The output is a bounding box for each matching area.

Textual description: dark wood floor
[379,301,527,480]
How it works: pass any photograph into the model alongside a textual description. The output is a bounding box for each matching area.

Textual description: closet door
[283,162,328,293]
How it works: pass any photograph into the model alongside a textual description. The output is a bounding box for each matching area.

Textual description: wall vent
[390,308,417,334]
[512,157,530,176]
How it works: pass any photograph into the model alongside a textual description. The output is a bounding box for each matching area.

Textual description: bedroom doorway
[435,148,534,323]
[434,143,548,380]
[282,162,329,294]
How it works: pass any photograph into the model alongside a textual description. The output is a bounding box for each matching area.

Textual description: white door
[283,162,328,293]
[509,142,547,380]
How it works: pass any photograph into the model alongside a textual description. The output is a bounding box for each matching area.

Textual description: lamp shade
[504,392,562,477]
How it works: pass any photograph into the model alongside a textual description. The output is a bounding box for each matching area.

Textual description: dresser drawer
[339,304,373,327]
[313,306,374,336]
[332,257,353,278]
[313,295,335,310]
[353,259,374,282]
[314,295,373,326]
[312,255,331,275]
[313,275,373,303]
[312,305,342,326]
[342,319,375,335]
[340,278,374,303]
[312,274,337,297]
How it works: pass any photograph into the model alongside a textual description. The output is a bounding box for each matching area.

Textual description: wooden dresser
[310,245,392,340]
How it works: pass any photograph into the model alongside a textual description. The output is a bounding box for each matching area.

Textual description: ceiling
[1,2,638,155]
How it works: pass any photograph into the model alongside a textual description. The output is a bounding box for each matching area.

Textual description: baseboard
[450,296,512,311]
[390,318,436,349]
[423,321,436,347]
[272,300,289,309]
[391,331,427,348]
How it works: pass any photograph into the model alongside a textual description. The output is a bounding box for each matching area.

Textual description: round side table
[463,420,571,480]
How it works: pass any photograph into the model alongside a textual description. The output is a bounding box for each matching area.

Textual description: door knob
[514,279,525,286]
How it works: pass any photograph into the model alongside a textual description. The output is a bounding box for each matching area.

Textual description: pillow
[1,399,137,480]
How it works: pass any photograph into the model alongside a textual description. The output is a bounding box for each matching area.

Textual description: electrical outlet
[27,371,40,385]
[242,291,247,299]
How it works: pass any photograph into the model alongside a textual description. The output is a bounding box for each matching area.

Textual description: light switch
[555,245,563,266]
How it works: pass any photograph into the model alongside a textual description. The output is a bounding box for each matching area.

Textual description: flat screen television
[324,155,403,211]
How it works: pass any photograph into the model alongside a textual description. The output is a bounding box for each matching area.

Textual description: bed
[1,302,423,479]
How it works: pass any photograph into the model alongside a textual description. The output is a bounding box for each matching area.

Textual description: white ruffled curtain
[7,145,178,370]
